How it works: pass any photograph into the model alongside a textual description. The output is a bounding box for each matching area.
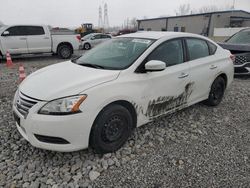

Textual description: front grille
[16,92,39,118]
[234,53,250,65]
[235,67,249,73]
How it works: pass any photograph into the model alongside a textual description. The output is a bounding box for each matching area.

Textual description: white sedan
[13,32,234,153]
[80,33,112,50]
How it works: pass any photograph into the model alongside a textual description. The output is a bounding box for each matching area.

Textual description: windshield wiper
[80,63,105,69]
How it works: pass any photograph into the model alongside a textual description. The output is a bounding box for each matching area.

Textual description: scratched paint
[132,82,194,119]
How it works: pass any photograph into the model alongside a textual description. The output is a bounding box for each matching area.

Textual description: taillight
[76,35,81,41]
[230,54,235,62]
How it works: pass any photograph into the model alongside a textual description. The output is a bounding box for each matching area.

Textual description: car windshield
[226,29,250,44]
[74,37,155,70]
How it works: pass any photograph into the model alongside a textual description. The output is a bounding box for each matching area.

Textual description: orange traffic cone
[19,64,26,83]
[6,51,14,67]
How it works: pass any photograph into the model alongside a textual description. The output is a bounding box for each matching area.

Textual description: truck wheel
[204,77,225,106]
[58,44,72,59]
[90,104,133,154]
[83,43,91,50]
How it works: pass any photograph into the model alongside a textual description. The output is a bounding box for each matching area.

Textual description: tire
[83,43,91,50]
[57,44,72,59]
[204,77,225,106]
[90,104,133,154]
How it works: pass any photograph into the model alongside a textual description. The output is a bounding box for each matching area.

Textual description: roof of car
[117,31,203,40]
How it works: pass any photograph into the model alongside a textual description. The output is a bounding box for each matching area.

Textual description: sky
[0,0,249,28]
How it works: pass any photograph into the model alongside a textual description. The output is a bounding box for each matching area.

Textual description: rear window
[186,38,210,61]
[207,41,217,55]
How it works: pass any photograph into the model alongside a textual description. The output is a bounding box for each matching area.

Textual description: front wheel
[90,104,133,154]
[204,77,225,106]
[83,43,91,50]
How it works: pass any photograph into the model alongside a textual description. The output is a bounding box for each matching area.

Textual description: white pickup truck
[0,25,81,59]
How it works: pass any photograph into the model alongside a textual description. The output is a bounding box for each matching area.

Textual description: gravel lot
[0,53,249,188]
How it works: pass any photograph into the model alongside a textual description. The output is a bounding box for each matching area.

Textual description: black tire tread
[204,76,225,106]
[90,104,133,154]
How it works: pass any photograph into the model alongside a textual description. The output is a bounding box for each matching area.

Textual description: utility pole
[232,0,236,10]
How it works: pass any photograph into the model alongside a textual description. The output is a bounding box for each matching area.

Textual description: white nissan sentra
[13,32,234,154]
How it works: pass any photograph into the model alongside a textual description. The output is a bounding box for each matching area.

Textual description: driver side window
[5,26,27,36]
[147,39,184,67]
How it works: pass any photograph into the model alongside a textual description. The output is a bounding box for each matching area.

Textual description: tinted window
[93,34,101,39]
[186,38,209,61]
[4,26,44,36]
[147,40,184,67]
[26,26,45,35]
[5,26,28,36]
[226,30,250,44]
[207,41,217,55]
[101,34,111,39]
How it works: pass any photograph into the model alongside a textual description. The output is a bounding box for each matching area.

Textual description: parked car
[13,32,234,154]
[0,25,81,59]
[80,33,112,50]
[218,28,250,75]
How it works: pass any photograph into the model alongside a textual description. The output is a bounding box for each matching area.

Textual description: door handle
[210,65,217,70]
[178,72,189,79]
[19,37,27,40]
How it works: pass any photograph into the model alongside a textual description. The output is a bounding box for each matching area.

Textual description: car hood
[218,42,250,52]
[19,61,120,101]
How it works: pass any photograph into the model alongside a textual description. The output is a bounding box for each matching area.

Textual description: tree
[130,18,137,30]
[198,5,219,13]
[175,4,191,16]
[193,5,234,14]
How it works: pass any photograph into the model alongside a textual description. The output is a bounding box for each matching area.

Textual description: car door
[0,26,28,54]
[137,39,192,119]
[25,26,51,53]
[101,34,111,42]
[91,34,102,46]
[185,38,219,104]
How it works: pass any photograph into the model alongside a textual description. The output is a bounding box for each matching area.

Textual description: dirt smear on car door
[133,82,194,119]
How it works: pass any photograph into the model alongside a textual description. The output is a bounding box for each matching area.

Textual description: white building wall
[139,19,166,31]
[167,15,210,35]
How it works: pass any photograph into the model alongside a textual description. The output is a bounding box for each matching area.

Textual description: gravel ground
[0,54,249,188]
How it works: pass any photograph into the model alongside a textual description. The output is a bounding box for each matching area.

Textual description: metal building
[137,10,250,37]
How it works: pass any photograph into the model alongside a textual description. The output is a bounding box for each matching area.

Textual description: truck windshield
[226,29,250,44]
[75,37,154,70]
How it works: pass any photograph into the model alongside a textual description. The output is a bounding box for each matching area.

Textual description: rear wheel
[90,104,133,154]
[204,77,225,106]
[57,44,72,59]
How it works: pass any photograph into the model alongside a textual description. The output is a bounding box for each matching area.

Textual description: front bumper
[234,62,250,75]
[12,96,95,152]
[234,53,250,75]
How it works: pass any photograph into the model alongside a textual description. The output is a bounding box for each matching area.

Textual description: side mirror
[2,31,10,36]
[145,60,166,71]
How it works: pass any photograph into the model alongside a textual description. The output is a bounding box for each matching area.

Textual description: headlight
[38,95,87,115]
